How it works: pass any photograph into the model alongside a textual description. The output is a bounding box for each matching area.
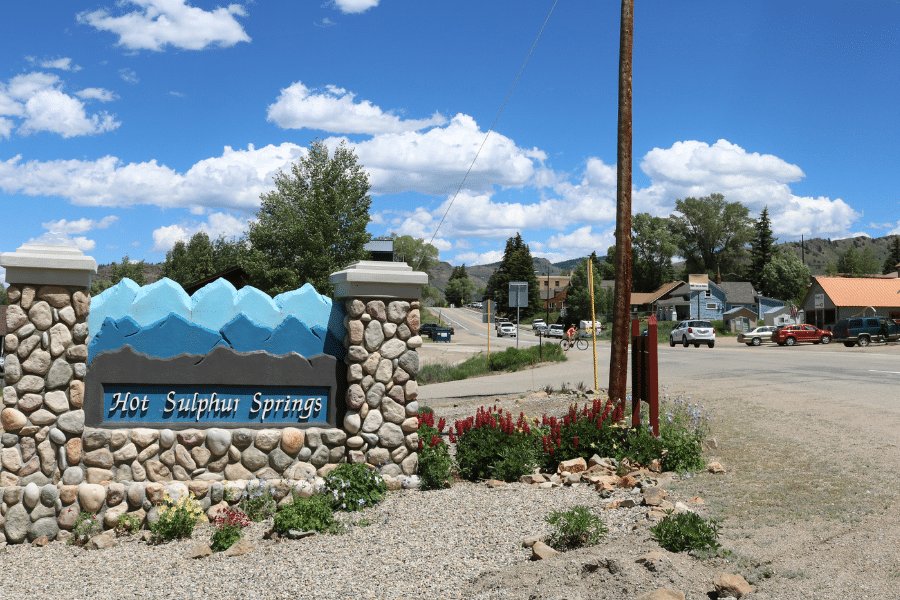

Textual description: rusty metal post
[630,319,643,428]
[608,0,634,421]
[647,315,659,436]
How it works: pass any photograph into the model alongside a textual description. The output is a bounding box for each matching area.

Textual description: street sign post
[509,282,528,349]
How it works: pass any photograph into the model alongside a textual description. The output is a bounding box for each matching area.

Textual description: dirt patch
[423,387,900,600]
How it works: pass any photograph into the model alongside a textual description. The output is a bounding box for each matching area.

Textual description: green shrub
[150,491,207,542]
[451,406,543,482]
[545,505,607,550]
[69,510,101,545]
[210,507,251,552]
[417,410,452,490]
[236,481,277,522]
[418,344,566,385]
[273,494,341,534]
[650,511,721,553]
[324,463,387,511]
[114,513,143,535]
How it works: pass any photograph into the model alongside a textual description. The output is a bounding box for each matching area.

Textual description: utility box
[433,327,452,342]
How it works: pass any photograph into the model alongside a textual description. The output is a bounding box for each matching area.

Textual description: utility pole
[608,0,634,415]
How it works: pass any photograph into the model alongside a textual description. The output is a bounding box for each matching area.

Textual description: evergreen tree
[883,236,900,274]
[445,264,474,306]
[91,255,146,295]
[748,206,777,294]
[161,232,248,288]
[483,233,541,318]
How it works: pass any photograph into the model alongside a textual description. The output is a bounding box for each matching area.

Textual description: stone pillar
[330,261,428,478]
[0,244,96,542]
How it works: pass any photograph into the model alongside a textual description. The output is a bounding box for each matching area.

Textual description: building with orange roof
[800,276,900,329]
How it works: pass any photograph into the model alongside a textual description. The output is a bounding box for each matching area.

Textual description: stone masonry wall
[0,284,423,545]
[342,298,421,477]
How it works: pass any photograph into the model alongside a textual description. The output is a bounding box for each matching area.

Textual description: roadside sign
[814,294,824,309]
[688,274,708,291]
[509,282,528,308]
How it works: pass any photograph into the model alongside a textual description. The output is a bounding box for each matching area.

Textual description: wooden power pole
[608,0,634,417]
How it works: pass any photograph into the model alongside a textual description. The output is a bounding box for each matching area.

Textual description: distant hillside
[427,256,577,297]
[95,261,163,285]
[780,235,899,275]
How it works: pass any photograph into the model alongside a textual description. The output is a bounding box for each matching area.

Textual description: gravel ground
[3,388,900,600]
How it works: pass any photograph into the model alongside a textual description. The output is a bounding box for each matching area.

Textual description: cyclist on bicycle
[566,324,576,344]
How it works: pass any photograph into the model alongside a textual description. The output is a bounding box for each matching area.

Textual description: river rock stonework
[342,299,421,477]
[1,251,427,544]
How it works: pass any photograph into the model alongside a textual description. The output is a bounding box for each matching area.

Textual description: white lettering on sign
[116,389,324,423]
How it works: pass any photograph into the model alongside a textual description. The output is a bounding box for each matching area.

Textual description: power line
[416,0,559,270]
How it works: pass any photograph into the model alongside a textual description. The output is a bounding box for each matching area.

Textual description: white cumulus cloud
[28,231,96,252]
[151,212,251,252]
[0,72,120,138]
[41,216,119,234]
[78,0,251,51]
[268,82,447,135]
[26,57,81,71]
[332,0,379,14]
[76,88,118,102]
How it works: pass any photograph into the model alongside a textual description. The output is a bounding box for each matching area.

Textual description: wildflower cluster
[150,491,207,542]
[452,406,543,482]
[210,507,251,552]
[69,510,101,546]
[324,463,386,511]
[416,409,452,490]
[539,398,617,466]
[237,481,277,522]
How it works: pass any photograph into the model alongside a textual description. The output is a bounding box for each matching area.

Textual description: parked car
[577,320,603,338]
[532,319,547,333]
[737,326,779,346]
[771,324,832,346]
[669,320,716,348]
[831,317,900,347]
[497,323,517,337]
[545,324,565,338]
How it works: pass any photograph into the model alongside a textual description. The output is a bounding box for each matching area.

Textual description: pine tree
[483,233,541,318]
[883,236,900,274]
[748,206,777,294]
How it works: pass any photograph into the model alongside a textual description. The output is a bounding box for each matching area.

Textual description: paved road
[419,307,900,412]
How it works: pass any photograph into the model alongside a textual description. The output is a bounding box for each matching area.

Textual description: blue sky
[1,0,898,287]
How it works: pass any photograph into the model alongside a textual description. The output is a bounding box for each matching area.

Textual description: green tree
[668,193,753,277]
[748,206,777,295]
[161,232,247,287]
[91,255,146,295]
[484,233,541,318]
[632,213,677,292]
[565,253,613,323]
[244,140,372,296]
[444,271,474,306]
[833,245,879,277]
[759,248,810,303]
[391,234,440,273]
[883,236,900,275]
[0,287,7,305]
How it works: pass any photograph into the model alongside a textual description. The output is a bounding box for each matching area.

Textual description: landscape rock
[530,541,559,560]
[713,572,752,598]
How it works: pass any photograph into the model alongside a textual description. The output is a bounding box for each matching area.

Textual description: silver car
[669,320,716,348]
[737,326,778,346]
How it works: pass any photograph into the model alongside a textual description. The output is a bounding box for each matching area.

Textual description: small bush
[210,507,251,552]
[650,511,721,553]
[150,491,207,542]
[417,344,566,385]
[451,406,543,482]
[114,513,143,535]
[545,505,607,550]
[417,410,452,490]
[273,494,340,534]
[236,481,277,522]
[69,510,101,545]
[324,463,387,511]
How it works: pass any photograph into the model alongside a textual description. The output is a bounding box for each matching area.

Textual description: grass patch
[417,344,566,385]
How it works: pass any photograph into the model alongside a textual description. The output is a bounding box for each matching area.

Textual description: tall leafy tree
[566,253,613,323]
[161,232,247,287]
[632,213,677,291]
[883,236,900,274]
[390,233,439,272]
[668,193,753,277]
[484,233,541,318]
[748,206,777,294]
[832,245,879,277]
[759,248,810,303]
[245,140,372,296]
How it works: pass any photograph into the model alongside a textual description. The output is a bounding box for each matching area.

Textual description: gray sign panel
[509,281,528,308]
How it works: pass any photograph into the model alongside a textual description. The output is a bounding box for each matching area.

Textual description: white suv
[497,323,517,337]
[670,320,716,348]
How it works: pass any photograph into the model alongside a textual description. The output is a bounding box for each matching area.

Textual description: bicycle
[560,337,588,351]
